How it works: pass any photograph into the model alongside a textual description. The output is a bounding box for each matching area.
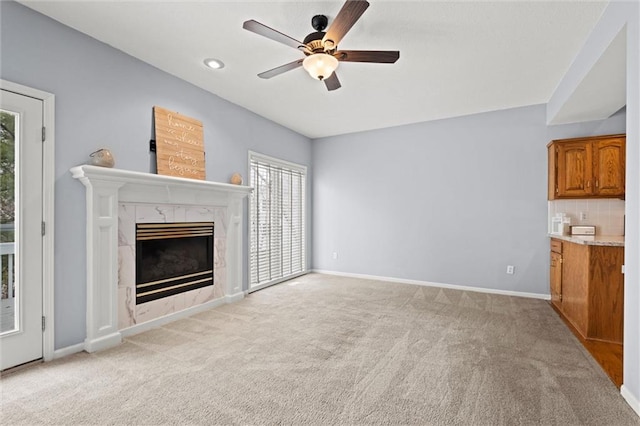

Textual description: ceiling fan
[242,0,400,91]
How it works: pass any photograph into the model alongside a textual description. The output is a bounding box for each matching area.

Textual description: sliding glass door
[248,152,306,291]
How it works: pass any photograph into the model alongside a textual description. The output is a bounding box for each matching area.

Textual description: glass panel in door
[0,109,16,334]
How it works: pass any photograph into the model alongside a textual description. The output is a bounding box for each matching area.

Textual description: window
[249,152,306,290]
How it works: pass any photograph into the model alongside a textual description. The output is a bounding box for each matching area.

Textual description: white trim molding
[53,343,85,360]
[312,269,551,300]
[622,385,640,417]
[248,150,308,173]
[0,79,55,362]
[249,271,309,294]
[71,165,252,353]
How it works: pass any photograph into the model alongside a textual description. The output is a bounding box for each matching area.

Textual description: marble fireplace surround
[71,165,252,353]
[118,205,224,329]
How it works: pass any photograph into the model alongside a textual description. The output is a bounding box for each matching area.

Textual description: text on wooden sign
[153,106,205,180]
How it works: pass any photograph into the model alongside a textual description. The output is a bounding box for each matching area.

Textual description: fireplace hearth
[136,222,214,304]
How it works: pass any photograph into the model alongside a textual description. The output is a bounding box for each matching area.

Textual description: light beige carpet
[1,273,638,425]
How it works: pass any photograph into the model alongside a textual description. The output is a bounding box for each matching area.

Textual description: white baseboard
[84,333,122,353]
[312,269,551,300]
[225,291,246,303]
[53,343,85,360]
[248,271,309,293]
[621,385,640,417]
[121,293,245,338]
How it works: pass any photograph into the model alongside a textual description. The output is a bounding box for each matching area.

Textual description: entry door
[0,89,44,370]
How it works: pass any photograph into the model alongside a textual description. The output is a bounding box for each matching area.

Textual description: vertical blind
[249,153,306,289]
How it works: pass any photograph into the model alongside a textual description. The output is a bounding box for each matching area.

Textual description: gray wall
[312,105,626,296]
[0,1,312,349]
[547,107,626,141]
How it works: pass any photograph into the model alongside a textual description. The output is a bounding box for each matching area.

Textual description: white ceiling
[19,0,609,139]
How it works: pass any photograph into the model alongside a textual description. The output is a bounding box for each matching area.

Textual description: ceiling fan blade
[322,0,370,48]
[258,59,304,79]
[243,19,306,51]
[335,50,400,63]
[324,73,341,91]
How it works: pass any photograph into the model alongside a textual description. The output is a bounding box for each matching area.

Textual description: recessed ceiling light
[204,58,225,70]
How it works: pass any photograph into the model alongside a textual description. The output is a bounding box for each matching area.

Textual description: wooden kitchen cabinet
[560,242,590,337]
[550,252,563,308]
[594,137,626,196]
[550,240,562,309]
[551,239,624,344]
[550,237,624,387]
[555,141,593,197]
[548,134,625,200]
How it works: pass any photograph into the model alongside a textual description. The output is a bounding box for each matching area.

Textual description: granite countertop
[549,234,624,247]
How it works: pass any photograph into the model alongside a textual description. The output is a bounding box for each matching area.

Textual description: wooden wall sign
[153,106,205,180]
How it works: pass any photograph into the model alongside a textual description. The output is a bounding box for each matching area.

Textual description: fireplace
[71,165,252,353]
[136,222,214,304]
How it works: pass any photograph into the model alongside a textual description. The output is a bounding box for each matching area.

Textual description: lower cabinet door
[550,252,562,308]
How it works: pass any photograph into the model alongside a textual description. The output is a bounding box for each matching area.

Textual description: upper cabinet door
[548,134,626,200]
[594,137,625,197]
[557,141,593,198]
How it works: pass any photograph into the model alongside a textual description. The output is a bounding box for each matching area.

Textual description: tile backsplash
[548,199,625,236]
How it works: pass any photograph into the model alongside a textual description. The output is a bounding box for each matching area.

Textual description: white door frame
[0,79,55,362]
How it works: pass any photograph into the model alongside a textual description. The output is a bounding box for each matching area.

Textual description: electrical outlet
[506,265,515,275]
[332,252,338,260]
[580,212,587,221]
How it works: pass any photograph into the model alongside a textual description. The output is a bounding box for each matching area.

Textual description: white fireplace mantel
[71,165,252,353]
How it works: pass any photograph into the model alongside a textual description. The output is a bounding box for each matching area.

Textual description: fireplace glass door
[136,222,214,304]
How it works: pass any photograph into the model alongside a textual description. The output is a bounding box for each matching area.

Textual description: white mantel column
[73,174,124,352]
[226,198,244,299]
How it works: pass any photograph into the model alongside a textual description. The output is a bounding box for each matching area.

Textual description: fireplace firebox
[135,222,214,304]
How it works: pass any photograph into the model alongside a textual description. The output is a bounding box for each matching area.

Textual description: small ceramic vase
[230,173,243,185]
[89,149,115,168]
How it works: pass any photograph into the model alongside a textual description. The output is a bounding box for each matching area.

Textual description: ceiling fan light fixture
[302,53,338,81]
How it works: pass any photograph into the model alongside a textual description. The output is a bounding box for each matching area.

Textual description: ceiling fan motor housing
[303,34,326,54]
[303,31,325,45]
[304,15,335,54]
[311,15,328,31]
